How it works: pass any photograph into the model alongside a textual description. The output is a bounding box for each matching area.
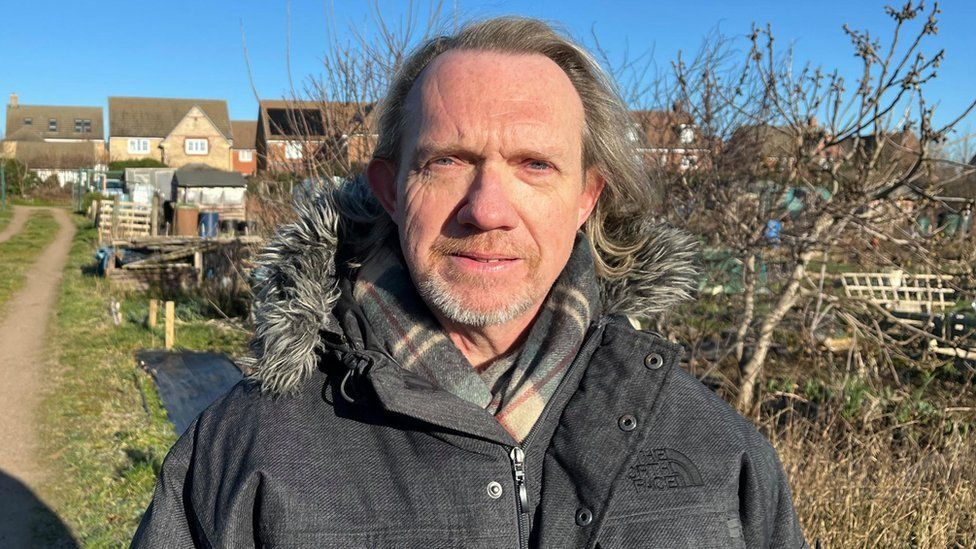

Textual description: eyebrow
[411,143,568,165]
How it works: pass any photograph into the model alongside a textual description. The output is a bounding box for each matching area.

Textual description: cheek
[398,180,457,259]
[520,186,583,238]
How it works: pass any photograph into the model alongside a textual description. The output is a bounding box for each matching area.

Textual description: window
[74,119,92,133]
[48,118,58,132]
[23,117,32,125]
[127,138,150,154]
[185,139,208,155]
[239,149,253,162]
[678,125,695,145]
[285,142,303,160]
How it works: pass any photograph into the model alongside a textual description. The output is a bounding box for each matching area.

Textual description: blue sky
[1,0,974,135]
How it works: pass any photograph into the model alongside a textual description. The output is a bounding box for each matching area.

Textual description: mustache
[430,233,537,260]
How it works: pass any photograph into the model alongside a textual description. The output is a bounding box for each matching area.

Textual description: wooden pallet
[96,201,152,240]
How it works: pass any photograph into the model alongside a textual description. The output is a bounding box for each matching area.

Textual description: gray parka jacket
[132,184,808,548]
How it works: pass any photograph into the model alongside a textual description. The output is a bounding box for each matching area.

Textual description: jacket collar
[240,177,698,396]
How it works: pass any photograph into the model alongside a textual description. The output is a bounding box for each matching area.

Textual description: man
[133,17,807,548]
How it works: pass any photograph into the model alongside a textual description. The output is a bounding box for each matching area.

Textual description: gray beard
[417,274,538,327]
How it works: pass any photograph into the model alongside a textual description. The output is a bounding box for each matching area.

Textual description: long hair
[348,16,654,280]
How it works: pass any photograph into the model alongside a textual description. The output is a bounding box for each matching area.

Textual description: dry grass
[767,409,975,547]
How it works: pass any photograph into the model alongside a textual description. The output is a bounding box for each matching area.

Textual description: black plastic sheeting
[137,350,243,435]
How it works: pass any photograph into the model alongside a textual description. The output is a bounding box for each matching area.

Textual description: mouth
[445,251,522,273]
[451,251,519,263]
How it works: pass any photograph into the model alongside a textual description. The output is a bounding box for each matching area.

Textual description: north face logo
[626,448,703,492]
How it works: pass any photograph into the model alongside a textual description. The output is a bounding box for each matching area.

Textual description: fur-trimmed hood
[240,179,698,395]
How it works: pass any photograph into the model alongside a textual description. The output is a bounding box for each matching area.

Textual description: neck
[434,302,544,370]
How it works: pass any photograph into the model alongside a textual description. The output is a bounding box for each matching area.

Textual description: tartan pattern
[353,236,600,441]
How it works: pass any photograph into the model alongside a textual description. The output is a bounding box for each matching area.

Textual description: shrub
[108,158,167,171]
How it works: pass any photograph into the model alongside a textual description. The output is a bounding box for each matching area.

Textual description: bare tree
[640,1,976,411]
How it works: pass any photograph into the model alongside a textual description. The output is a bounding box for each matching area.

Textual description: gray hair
[351,16,653,279]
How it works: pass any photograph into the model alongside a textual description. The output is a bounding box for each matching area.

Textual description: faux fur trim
[245,180,698,394]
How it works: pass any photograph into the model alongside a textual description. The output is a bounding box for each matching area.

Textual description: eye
[526,159,552,171]
[431,157,456,166]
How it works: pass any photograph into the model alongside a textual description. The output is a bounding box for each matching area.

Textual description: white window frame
[185,138,209,155]
[285,142,303,160]
[127,138,150,154]
[679,125,695,145]
[238,149,254,162]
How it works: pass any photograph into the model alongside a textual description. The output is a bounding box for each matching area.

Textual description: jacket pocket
[597,507,746,549]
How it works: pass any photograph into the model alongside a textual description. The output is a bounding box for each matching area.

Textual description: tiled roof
[231,120,257,149]
[258,99,374,139]
[108,97,232,139]
[5,104,104,140]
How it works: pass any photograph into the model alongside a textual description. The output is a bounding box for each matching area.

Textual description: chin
[417,277,538,327]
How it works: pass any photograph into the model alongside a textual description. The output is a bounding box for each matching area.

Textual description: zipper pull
[510,446,529,511]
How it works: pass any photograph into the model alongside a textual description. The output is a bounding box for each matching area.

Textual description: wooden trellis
[841,271,955,314]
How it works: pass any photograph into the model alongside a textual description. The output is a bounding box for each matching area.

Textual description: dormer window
[679,124,695,145]
[49,118,58,132]
[74,119,92,133]
[23,117,32,125]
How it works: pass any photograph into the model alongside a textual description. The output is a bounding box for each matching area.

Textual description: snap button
[644,352,664,370]
[575,507,593,526]
[618,414,638,431]
[486,481,503,499]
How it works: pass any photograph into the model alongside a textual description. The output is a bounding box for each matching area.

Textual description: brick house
[108,97,233,170]
[231,120,257,176]
[631,105,711,171]
[2,93,105,184]
[256,100,375,174]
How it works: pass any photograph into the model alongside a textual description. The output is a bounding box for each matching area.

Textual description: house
[631,105,711,171]
[2,93,105,184]
[231,120,257,176]
[723,119,849,173]
[256,100,375,173]
[108,97,233,171]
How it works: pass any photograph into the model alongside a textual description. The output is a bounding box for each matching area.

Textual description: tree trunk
[735,253,757,364]
[736,215,834,413]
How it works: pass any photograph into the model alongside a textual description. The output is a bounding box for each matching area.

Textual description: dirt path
[0,207,78,548]
[0,206,30,244]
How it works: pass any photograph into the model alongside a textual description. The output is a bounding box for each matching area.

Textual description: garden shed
[171,165,247,221]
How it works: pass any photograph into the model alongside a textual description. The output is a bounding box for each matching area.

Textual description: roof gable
[161,106,230,146]
[109,97,232,139]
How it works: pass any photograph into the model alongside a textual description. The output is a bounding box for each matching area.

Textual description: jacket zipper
[505,319,608,549]
[510,446,529,549]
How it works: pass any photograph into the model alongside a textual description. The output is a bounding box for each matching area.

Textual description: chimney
[9,93,17,108]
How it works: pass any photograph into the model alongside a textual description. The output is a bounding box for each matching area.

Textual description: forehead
[403,50,585,148]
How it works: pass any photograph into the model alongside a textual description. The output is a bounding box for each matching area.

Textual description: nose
[456,163,520,231]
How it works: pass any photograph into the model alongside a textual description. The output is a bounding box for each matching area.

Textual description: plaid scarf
[352,235,600,442]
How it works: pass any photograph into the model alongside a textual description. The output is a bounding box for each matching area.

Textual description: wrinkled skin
[367,50,604,365]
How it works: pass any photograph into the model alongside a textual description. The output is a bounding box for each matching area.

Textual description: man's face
[368,50,603,327]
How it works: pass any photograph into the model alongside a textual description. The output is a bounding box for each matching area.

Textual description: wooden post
[148,299,158,328]
[111,195,120,240]
[194,250,204,285]
[164,301,175,349]
[151,194,160,237]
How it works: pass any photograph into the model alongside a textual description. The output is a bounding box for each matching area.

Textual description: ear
[577,168,606,229]
[365,158,398,218]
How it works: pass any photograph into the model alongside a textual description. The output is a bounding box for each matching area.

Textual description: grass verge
[38,217,248,547]
[0,209,59,311]
[0,206,12,233]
